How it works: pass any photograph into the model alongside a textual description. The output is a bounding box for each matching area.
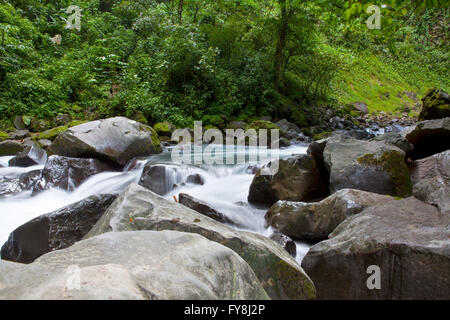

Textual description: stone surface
[302,198,450,299]
[48,117,161,167]
[276,119,302,140]
[266,189,395,241]
[138,164,180,195]
[1,194,117,264]
[0,140,25,156]
[418,88,450,121]
[33,155,116,193]
[410,150,450,213]
[269,232,297,258]
[0,170,41,198]
[402,117,450,160]
[8,145,47,167]
[179,193,236,226]
[248,155,329,206]
[323,134,412,197]
[0,231,269,300]
[86,184,315,300]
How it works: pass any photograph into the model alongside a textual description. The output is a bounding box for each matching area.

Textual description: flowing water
[0,144,311,263]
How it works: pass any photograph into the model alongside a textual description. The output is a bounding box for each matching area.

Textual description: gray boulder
[1,194,117,264]
[269,232,297,258]
[0,231,269,300]
[0,170,41,198]
[8,145,47,167]
[33,155,116,193]
[85,184,316,300]
[266,189,395,241]
[276,119,302,139]
[302,198,450,299]
[402,117,450,160]
[138,164,180,195]
[410,150,450,213]
[48,117,162,167]
[323,134,412,197]
[248,155,329,206]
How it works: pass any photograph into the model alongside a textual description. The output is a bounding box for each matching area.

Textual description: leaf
[22,115,32,126]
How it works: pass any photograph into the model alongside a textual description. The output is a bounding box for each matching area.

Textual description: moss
[247,120,280,131]
[202,115,226,129]
[357,151,413,197]
[313,131,332,141]
[35,126,68,141]
[0,131,10,141]
[275,259,316,299]
[68,120,88,128]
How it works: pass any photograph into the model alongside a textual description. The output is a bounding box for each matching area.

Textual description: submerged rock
[48,117,162,167]
[8,145,47,167]
[85,184,316,300]
[0,231,269,300]
[323,134,412,197]
[33,155,117,193]
[248,155,329,206]
[1,194,117,264]
[178,193,236,226]
[266,189,395,241]
[410,150,450,213]
[302,198,450,299]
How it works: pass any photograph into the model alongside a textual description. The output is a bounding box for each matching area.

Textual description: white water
[0,145,311,263]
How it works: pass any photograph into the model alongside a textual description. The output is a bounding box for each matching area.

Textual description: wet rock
[33,155,116,193]
[248,155,329,206]
[0,140,25,156]
[49,117,162,167]
[266,189,395,241]
[269,232,297,258]
[418,88,450,121]
[410,150,450,213]
[402,117,450,160]
[323,134,412,197]
[186,173,205,185]
[302,198,450,299]
[1,194,117,264]
[14,116,27,130]
[179,193,235,226]
[0,231,269,300]
[37,139,52,149]
[138,164,180,195]
[85,184,316,300]
[0,170,42,198]
[8,145,47,167]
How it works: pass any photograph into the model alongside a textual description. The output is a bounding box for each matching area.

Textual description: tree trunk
[178,0,184,25]
[274,0,288,90]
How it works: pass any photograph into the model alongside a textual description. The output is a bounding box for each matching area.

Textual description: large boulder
[8,145,47,167]
[248,155,329,206]
[0,231,269,300]
[266,189,395,241]
[402,117,450,160]
[85,184,316,300]
[178,193,236,226]
[48,117,162,167]
[418,88,450,121]
[410,150,450,214]
[1,194,117,264]
[33,155,116,193]
[301,198,450,299]
[323,134,412,197]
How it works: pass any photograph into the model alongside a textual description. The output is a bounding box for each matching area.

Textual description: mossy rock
[202,115,226,129]
[153,121,175,137]
[313,131,332,141]
[246,120,280,131]
[418,88,450,121]
[35,126,69,141]
[0,131,10,141]
[131,111,148,125]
